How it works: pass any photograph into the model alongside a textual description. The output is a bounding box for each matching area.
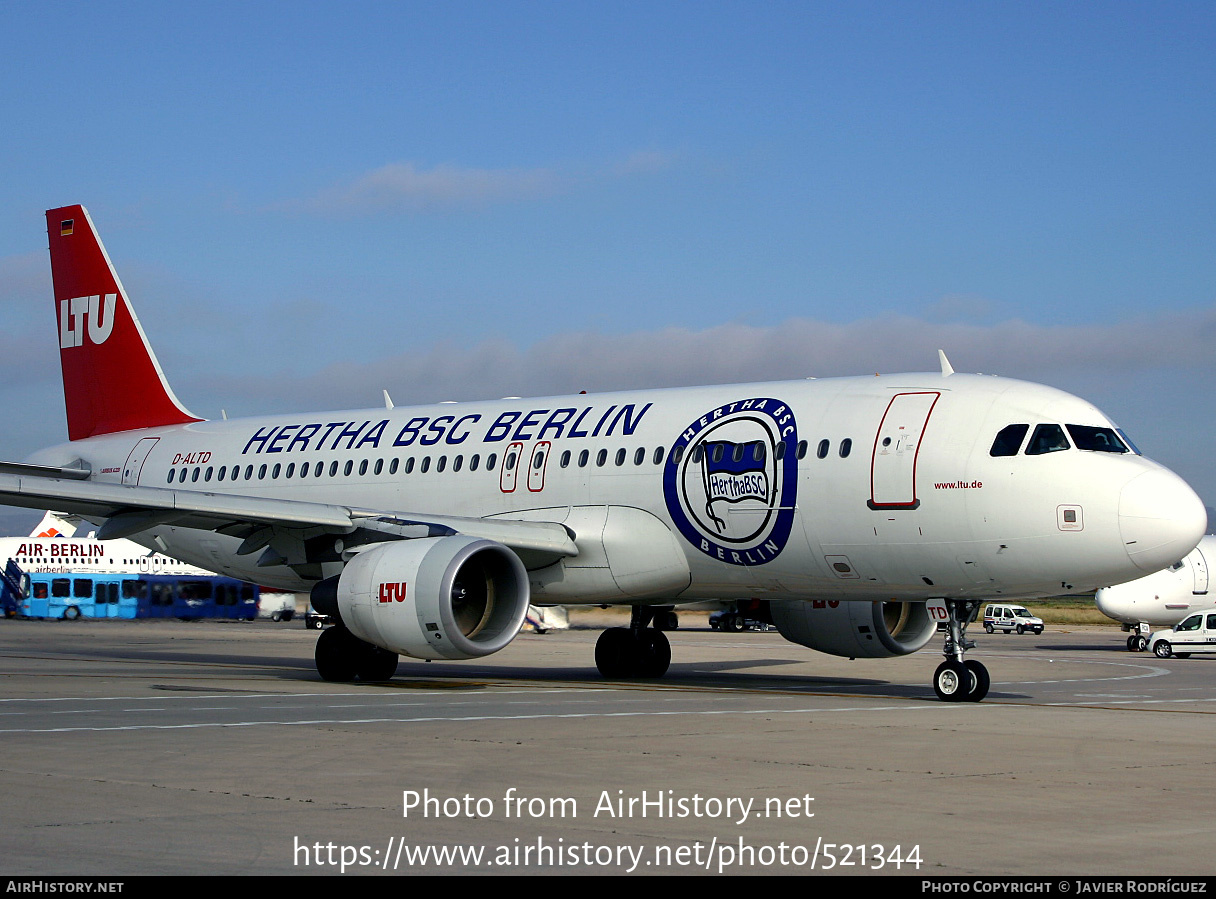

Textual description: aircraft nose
[1119,469,1207,572]
[1094,583,1133,621]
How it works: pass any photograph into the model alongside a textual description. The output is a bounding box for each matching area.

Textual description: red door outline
[869,392,939,510]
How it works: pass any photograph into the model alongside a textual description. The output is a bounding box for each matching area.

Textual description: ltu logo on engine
[59,294,116,348]
[378,582,408,603]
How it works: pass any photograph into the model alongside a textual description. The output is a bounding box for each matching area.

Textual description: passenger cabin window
[1065,425,1130,453]
[990,424,1029,457]
[1025,424,1070,455]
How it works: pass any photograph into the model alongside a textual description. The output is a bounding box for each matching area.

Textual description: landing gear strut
[595,606,671,679]
[935,599,989,702]
[315,625,400,682]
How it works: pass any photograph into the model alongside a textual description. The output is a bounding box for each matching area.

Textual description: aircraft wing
[0,467,579,565]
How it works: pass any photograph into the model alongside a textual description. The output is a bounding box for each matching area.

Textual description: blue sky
[1,1,1214,528]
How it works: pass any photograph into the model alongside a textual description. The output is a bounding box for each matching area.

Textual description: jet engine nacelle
[770,599,938,659]
[332,536,530,661]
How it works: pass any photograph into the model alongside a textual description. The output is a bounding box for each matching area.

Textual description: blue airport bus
[19,572,259,621]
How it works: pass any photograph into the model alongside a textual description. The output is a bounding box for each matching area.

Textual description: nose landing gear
[935,599,990,702]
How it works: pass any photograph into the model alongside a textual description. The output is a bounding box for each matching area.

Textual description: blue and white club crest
[663,398,798,565]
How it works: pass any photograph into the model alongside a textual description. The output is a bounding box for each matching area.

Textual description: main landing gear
[595,606,672,679]
[315,624,400,682]
[934,599,990,702]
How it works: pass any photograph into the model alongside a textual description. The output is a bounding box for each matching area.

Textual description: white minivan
[983,604,1045,635]
[1147,609,1216,658]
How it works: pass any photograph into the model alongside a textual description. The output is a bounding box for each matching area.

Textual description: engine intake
[770,600,937,659]
[320,536,530,660]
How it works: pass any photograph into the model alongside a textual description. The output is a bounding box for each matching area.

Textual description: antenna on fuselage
[938,350,955,377]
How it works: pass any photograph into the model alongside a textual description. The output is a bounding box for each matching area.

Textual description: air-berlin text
[15,543,106,559]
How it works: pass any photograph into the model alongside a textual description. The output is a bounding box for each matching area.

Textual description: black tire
[1016,624,1025,635]
[1153,640,1173,659]
[933,660,970,702]
[964,660,991,702]
[655,611,679,631]
[725,614,743,632]
[637,629,671,678]
[1136,635,1148,652]
[984,624,994,634]
[595,627,634,678]
[595,628,671,678]
[1127,635,1140,652]
[315,626,360,681]
[356,645,400,682]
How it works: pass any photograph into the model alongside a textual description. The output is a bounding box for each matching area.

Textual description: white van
[1146,609,1216,658]
[983,604,1044,635]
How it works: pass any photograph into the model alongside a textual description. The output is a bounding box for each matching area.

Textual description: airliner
[0,204,1205,702]
[1095,534,1213,651]
[0,509,212,575]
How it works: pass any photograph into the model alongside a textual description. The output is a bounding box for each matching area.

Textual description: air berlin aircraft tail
[46,205,201,441]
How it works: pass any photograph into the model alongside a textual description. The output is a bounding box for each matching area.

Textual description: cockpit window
[1025,424,1070,455]
[1066,424,1130,454]
[990,424,1029,457]
[1116,429,1142,455]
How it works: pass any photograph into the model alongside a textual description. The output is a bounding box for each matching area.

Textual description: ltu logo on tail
[59,294,116,348]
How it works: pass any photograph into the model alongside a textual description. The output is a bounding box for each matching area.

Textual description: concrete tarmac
[1,614,1213,876]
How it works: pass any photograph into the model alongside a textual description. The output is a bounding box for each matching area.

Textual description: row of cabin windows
[166,453,502,484]
[8,556,189,567]
[164,438,857,485]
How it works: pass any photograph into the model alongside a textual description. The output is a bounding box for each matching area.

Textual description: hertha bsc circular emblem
[663,397,798,566]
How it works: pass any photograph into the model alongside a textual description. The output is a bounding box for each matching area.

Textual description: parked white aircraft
[0,205,1205,701]
[1095,534,1213,651]
[0,509,212,575]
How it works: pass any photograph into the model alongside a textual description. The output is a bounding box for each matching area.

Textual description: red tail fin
[46,205,201,441]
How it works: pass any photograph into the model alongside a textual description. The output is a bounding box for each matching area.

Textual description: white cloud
[184,306,1216,411]
[303,162,566,214]
[609,150,678,177]
[286,151,679,216]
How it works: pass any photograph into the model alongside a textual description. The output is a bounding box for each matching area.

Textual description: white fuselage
[1095,534,1214,626]
[27,371,1206,604]
[0,532,210,576]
